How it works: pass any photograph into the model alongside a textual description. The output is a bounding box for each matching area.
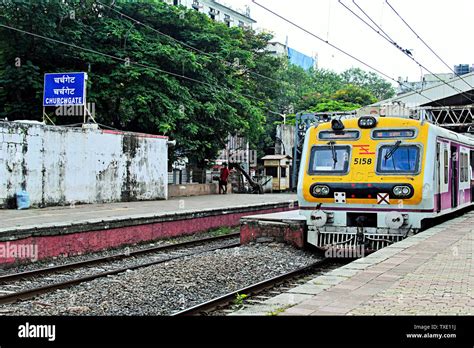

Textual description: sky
[221,0,474,84]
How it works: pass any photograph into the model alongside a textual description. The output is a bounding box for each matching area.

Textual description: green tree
[341,67,395,100]
[0,0,283,165]
[332,84,377,105]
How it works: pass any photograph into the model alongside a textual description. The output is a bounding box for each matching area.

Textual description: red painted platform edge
[0,206,297,266]
[1,202,298,242]
[240,218,305,249]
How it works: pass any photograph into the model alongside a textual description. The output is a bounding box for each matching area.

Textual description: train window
[465,153,469,181]
[377,145,420,174]
[465,153,468,181]
[319,130,360,140]
[462,153,467,182]
[308,145,350,174]
[464,154,468,182]
[372,129,416,139]
[444,149,448,184]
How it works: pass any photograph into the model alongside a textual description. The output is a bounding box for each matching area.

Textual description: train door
[471,150,474,203]
[451,145,458,208]
[436,143,441,212]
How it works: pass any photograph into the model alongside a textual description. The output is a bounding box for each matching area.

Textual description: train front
[298,116,431,253]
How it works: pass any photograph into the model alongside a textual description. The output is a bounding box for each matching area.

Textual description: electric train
[297,115,474,251]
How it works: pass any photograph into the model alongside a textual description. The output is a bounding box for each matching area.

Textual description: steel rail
[0,235,240,305]
[0,232,240,282]
[172,258,331,316]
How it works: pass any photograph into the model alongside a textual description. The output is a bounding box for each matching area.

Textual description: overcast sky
[222,0,474,85]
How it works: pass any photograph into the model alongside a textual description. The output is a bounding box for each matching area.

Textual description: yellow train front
[298,115,449,252]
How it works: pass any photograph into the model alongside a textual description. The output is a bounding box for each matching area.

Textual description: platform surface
[240,209,305,222]
[0,193,296,234]
[232,211,474,316]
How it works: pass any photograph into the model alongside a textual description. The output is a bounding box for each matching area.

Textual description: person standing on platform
[219,163,230,194]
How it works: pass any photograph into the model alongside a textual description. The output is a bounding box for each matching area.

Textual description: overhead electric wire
[341,0,474,104]
[385,0,474,90]
[251,0,438,105]
[350,0,474,103]
[0,22,282,113]
[96,0,291,88]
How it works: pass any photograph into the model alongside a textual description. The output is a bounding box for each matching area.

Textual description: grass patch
[267,305,293,316]
[209,226,234,237]
[233,293,248,306]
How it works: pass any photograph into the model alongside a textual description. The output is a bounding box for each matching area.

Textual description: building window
[265,166,278,178]
[192,0,200,11]
[173,0,180,5]
[209,7,217,20]
[238,20,244,28]
[224,14,231,27]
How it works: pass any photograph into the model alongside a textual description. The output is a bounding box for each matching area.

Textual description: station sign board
[43,72,87,106]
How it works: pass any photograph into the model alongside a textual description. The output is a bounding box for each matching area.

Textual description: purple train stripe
[299,206,435,213]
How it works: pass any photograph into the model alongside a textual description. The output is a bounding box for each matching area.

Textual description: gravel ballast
[0,243,321,315]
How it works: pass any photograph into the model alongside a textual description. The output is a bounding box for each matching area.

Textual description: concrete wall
[0,122,169,208]
[275,124,294,157]
[168,182,232,197]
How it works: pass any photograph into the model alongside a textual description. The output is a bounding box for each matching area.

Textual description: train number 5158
[354,158,372,165]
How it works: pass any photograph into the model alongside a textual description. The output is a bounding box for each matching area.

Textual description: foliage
[0,0,396,164]
[209,226,234,237]
[332,84,377,105]
[341,67,395,100]
[234,293,248,306]
[0,0,282,165]
[267,305,292,316]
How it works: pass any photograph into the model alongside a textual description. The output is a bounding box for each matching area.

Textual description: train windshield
[308,145,350,174]
[377,145,420,173]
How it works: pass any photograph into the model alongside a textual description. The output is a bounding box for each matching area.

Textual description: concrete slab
[264,293,314,306]
[241,209,306,221]
[287,284,330,295]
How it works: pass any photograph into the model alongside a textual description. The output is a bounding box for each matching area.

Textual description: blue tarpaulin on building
[288,48,315,71]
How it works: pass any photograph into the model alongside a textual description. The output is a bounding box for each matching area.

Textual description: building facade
[165,0,256,28]
[266,41,318,71]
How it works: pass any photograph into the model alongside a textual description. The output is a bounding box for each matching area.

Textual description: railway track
[172,258,332,316]
[0,233,240,305]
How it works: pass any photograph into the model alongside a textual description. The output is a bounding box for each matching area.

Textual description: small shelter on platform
[261,154,292,191]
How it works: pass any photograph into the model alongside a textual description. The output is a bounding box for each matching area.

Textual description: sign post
[43,72,88,123]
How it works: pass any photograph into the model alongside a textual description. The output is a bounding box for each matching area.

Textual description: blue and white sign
[43,72,87,106]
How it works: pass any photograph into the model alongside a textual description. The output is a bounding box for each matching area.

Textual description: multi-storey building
[266,41,318,71]
[165,0,256,28]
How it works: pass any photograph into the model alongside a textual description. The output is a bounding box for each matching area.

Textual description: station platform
[232,211,474,316]
[0,193,296,265]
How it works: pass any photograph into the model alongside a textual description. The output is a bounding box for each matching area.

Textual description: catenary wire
[251,0,438,105]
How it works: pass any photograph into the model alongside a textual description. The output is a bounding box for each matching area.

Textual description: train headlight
[393,185,411,197]
[358,116,377,128]
[311,185,330,197]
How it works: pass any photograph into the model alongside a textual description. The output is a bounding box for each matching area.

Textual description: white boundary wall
[0,122,168,208]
